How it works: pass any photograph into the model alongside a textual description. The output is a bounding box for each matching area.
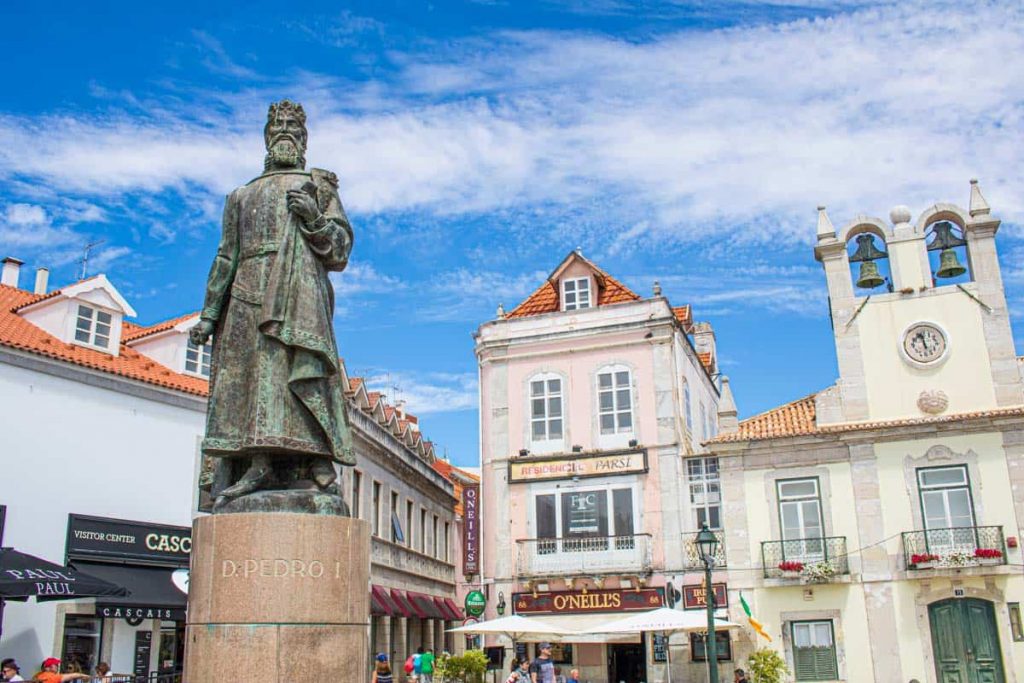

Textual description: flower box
[913,561,936,570]
[976,557,1001,566]
[910,553,940,569]
[778,561,804,578]
[781,570,802,578]
[974,548,1003,566]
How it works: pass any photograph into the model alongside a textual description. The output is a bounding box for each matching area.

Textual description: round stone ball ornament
[902,322,948,365]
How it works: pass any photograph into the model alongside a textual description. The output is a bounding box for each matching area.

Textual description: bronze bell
[935,248,966,279]
[856,260,885,289]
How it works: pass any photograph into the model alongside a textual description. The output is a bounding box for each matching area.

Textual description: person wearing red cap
[33,658,89,683]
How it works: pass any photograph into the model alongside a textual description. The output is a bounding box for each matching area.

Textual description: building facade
[0,258,465,678]
[708,182,1024,682]
[475,251,727,682]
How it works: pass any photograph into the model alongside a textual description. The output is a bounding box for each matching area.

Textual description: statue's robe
[198,167,355,466]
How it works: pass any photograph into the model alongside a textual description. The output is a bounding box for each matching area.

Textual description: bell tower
[813,180,1022,426]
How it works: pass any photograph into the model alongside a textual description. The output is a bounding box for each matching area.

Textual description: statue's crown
[267,99,306,124]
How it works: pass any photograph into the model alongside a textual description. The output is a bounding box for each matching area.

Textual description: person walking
[529,643,555,683]
[412,646,424,682]
[33,659,89,683]
[1,659,24,681]
[734,669,750,683]
[567,669,580,683]
[372,653,394,683]
[505,658,530,683]
[419,648,435,683]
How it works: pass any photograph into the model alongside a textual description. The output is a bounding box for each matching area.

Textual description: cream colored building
[708,181,1024,683]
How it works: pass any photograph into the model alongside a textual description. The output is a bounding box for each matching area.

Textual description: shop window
[690,630,731,662]
[791,620,838,681]
[598,367,634,436]
[74,304,113,349]
[529,374,564,449]
[534,485,636,550]
[61,615,103,675]
[688,457,721,530]
[562,277,591,311]
[185,337,212,377]
[531,642,573,664]
[158,621,184,675]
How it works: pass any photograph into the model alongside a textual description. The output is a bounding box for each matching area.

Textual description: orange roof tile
[347,377,364,393]
[10,276,101,312]
[0,284,208,397]
[507,256,640,319]
[123,312,199,342]
[697,351,714,373]
[672,305,693,331]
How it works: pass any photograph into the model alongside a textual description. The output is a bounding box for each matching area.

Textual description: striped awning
[390,588,417,618]
[371,585,401,617]
[408,591,443,619]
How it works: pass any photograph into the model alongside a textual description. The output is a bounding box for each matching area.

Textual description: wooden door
[929,599,1005,683]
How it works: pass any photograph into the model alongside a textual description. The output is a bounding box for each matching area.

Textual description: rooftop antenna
[78,239,106,280]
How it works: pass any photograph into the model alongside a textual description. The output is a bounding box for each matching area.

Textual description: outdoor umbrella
[0,547,129,601]
[581,607,740,683]
[449,613,579,665]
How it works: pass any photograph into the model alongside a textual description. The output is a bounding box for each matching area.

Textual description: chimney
[1,257,24,288]
[692,321,717,373]
[395,399,406,420]
[34,267,49,295]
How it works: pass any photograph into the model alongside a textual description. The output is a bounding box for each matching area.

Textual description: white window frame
[529,373,565,453]
[687,457,721,531]
[778,478,825,562]
[597,365,635,447]
[917,465,975,554]
[791,620,838,681]
[529,480,642,564]
[73,304,114,350]
[561,277,592,311]
[185,337,213,377]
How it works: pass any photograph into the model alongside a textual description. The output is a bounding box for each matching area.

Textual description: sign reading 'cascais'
[509,449,648,483]
[513,587,664,615]
[66,514,191,566]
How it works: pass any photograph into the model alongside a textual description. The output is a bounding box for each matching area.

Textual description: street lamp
[695,523,719,683]
[496,591,506,616]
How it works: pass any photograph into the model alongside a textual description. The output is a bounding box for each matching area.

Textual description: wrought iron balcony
[682,530,727,569]
[761,536,849,580]
[515,534,652,578]
[902,526,1006,571]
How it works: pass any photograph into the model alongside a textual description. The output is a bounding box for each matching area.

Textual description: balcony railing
[516,534,652,577]
[902,525,1006,570]
[682,530,727,569]
[761,537,849,579]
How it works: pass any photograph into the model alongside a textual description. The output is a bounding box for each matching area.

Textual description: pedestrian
[412,646,424,682]
[567,669,581,683]
[372,653,393,683]
[419,648,435,683]
[529,643,555,683]
[553,665,566,683]
[734,668,750,683]
[505,658,530,683]
[91,662,111,683]
[1,659,24,682]
[33,658,89,683]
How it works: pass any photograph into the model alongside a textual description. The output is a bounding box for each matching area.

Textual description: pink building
[475,251,732,682]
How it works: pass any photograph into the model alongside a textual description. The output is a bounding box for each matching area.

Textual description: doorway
[608,642,647,683]
[929,598,1005,683]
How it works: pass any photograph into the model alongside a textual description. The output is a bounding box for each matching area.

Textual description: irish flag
[740,592,772,642]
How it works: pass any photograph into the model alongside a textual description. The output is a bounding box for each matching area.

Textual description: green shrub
[434,649,490,683]
[747,647,789,683]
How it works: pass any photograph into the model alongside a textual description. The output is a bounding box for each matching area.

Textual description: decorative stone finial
[575,246,583,256]
[653,280,662,297]
[969,178,991,217]
[889,205,912,225]
[816,206,835,240]
[496,303,506,319]
[717,375,739,434]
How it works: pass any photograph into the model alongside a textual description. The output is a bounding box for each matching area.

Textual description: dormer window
[562,277,591,311]
[74,304,113,349]
[185,338,213,377]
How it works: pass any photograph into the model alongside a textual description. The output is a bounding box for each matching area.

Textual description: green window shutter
[794,646,838,681]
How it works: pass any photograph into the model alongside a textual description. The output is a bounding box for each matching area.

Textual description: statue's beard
[264,137,305,170]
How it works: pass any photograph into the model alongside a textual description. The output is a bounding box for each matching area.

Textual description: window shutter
[793,646,837,681]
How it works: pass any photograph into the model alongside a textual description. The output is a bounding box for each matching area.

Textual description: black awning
[79,562,187,621]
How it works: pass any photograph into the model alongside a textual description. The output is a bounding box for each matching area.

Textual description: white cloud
[6,203,47,225]
[363,371,478,414]
[331,261,406,296]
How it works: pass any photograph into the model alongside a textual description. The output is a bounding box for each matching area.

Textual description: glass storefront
[61,615,103,674]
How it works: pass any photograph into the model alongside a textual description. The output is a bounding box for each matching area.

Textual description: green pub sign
[465,590,487,617]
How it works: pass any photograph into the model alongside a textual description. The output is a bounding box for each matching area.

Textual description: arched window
[847,230,891,293]
[925,220,971,285]
[529,373,564,449]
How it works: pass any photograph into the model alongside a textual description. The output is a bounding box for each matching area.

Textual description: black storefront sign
[66,514,191,566]
[652,633,668,662]
[133,630,152,678]
[98,605,185,621]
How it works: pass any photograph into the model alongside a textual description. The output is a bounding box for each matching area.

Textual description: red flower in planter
[974,548,1003,559]
[778,561,804,572]
[910,553,939,565]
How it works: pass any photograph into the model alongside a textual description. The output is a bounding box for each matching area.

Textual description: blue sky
[2,0,1023,467]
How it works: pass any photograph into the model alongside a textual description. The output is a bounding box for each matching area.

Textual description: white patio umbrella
[582,607,740,683]
[448,613,578,642]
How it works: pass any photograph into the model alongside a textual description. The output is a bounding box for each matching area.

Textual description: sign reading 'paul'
[509,448,648,483]
[513,587,664,615]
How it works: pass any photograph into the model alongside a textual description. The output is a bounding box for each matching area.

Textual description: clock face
[903,323,947,364]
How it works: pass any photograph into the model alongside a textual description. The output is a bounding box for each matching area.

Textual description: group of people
[1,658,112,683]
[505,643,577,683]
[371,646,438,683]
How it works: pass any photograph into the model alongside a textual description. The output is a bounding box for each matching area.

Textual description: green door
[929,599,1005,683]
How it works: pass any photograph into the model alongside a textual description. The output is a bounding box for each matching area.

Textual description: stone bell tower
[812,179,1022,426]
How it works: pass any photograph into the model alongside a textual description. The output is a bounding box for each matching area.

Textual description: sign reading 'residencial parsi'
[508,448,648,482]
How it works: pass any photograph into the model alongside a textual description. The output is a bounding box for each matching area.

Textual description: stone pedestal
[184,513,371,681]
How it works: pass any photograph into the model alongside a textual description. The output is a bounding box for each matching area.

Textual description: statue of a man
[191,100,355,512]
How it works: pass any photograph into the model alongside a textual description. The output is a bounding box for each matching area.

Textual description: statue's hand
[190,319,215,346]
[286,189,319,224]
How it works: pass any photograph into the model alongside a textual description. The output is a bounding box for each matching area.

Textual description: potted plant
[778,560,804,578]
[802,560,837,583]
[910,553,939,569]
[939,550,973,568]
[974,548,1003,565]
[748,647,789,683]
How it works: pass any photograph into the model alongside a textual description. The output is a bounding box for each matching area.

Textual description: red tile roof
[0,284,208,397]
[697,351,714,373]
[507,263,640,318]
[432,459,480,514]
[123,312,199,342]
[672,305,693,332]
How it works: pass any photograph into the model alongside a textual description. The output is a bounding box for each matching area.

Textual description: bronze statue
[191,100,355,514]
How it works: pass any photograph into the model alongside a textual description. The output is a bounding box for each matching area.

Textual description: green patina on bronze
[192,100,354,515]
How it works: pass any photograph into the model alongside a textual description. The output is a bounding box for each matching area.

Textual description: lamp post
[496,591,506,616]
[696,523,719,683]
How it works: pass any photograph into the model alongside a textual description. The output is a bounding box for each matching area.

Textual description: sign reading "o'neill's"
[509,448,648,483]
[513,587,664,615]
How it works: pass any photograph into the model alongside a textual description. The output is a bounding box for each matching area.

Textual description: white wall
[0,357,204,668]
